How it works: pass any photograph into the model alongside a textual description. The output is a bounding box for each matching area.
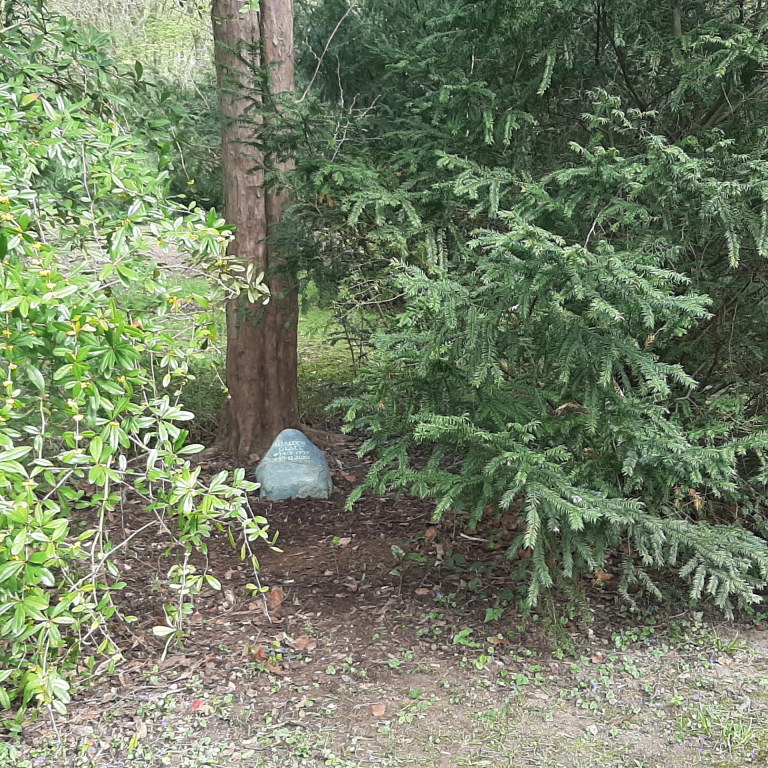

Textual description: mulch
[16,434,652,748]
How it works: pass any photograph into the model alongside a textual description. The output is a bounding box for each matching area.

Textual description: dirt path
[9,441,768,767]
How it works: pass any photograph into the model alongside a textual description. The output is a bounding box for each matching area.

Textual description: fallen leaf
[424,526,437,540]
[338,537,352,548]
[756,624,765,631]
[415,588,430,595]
[591,653,605,664]
[555,402,583,414]
[133,718,147,739]
[190,699,203,712]
[73,711,102,723]
[323,570,334,576]
[265,663,285,675]
[267,586,284,611]
[344,475,357,482]
[593,570,613,586]
[224,569,236,580]
[371,704,386,717]
[717,656,733,666]
[253,645,267,660]
[292,637,317,652]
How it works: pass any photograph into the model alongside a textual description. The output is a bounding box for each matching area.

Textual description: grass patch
[297,307,357,430]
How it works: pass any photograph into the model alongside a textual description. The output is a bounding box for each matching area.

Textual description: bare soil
[10,438,768,767]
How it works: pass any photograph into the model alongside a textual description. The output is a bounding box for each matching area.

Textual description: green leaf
[26,365,45,392]
[89,436,103,462]
[0,446,32,463]
[0,561,24,584]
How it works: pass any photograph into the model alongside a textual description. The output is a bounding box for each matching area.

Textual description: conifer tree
[287,0,768,612]
[212,0,299,457]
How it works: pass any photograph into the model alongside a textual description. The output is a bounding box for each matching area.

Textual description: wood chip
[133,718,147,739]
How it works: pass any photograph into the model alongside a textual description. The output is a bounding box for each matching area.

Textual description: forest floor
[7,264,768,767]
[8,434,768,768]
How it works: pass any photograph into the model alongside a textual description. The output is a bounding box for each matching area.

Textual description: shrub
[284,0,768,616]
[341,112,768,616]
[0,1,270,725]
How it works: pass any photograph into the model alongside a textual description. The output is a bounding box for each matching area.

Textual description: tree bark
[212,0,298,459]
[672,1,682,37]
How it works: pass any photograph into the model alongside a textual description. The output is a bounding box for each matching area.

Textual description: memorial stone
[255,428,333,500]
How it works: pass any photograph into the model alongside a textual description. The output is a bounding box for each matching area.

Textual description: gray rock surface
[255,429,333,501]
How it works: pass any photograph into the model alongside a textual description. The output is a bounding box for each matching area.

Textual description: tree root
[299,424,351,451]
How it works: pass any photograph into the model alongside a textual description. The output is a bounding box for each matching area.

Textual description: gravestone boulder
[256,428,333,501]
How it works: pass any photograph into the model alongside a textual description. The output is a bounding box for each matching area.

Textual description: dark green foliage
[284,0,768,613]
[153,73,224,211]
[41,0,768,612]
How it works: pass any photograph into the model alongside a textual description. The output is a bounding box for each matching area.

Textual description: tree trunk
[672,1,682,37]
[212,0,298,459]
